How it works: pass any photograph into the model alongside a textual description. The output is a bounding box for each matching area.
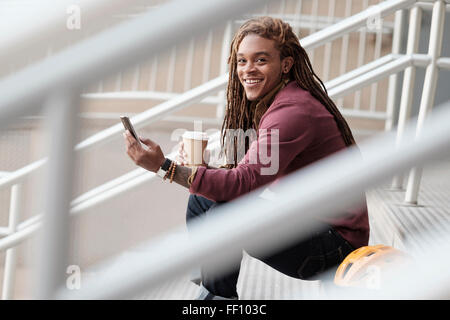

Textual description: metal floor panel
[137,252,324,300]
[366,160,450,255]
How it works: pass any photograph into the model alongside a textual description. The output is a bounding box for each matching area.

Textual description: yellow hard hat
[334,244,412,288]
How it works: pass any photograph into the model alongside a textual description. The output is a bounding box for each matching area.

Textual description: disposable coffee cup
[182,131,209,166]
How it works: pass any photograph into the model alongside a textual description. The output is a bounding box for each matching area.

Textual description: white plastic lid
[182,131,209,140]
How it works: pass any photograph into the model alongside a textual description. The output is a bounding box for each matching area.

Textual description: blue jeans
[186,194,355,298]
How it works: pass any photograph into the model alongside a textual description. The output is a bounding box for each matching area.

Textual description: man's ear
[282,56,294,74]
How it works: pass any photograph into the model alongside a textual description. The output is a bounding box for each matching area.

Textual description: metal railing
[0,0,266,299]
[0,0,420,248]
[82,0,397,125]
[0,0,448,299]
[57,97,450,299]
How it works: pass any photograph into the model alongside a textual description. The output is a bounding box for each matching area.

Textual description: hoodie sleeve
[189,102,316,202]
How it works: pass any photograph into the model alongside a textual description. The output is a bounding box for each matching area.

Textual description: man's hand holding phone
[120,116,144,147]
[121,116,165,173]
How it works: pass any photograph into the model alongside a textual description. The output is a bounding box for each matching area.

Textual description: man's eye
[256,58,266,63]
[237,59,246,63]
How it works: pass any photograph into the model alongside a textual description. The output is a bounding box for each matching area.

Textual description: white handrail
[328,56,412,99]
[80,91,221,104]
[299,0,416,50]
[0,0,418,190]
[0,74,228,190]
[0,0,264,128]
[325,54,398,90]
[391,5,423,190]
[56,98,450,300]
[385,9,405,131]
[1,0,444,299]
[0,171,10,177]
[404,0,446,204]
[4,20,443,256]
[239,13,395,34]
[0,132,222,252]
[0,52,424,251]
[2,183,23,299]
[0,0,145,64]
[35,92,79,299]
[438,57,450,69]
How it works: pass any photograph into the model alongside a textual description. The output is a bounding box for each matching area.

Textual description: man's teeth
[245,79,262,84]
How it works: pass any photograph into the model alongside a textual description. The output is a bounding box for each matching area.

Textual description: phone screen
[120,116,142,146]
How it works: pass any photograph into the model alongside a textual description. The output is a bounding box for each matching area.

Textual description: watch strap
[156,158,172,179]
[161,158,172,171]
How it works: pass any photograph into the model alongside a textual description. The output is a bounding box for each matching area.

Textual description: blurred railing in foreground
[0,0,448,299]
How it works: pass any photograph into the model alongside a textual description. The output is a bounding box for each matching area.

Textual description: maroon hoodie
[189,81,369,249]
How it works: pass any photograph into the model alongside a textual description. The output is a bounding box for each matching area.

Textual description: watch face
[157,168,166,178]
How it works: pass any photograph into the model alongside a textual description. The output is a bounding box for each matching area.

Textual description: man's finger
[123,132,133,147]
[124,131,137,143]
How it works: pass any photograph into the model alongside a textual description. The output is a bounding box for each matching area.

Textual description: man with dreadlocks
[124,17,369,300]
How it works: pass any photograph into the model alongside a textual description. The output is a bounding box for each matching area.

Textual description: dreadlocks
[221,17,356,167]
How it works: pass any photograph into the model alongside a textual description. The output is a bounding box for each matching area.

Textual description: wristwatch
[156,158,172,178]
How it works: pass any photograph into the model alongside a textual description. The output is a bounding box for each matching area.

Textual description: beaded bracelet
[169,163,177,183]
[163,161,175,181]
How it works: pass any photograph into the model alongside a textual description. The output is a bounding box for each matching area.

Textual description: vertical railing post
[35,91,79,299]
[293,0,303,36]
[385,9,405,132]
[369,2,384,113]
[354,0,370,111]
[391,5,422,190]
[307,0,319,67]
[322,0,336,83]
[149,56,158,91]
[184,38,195,92]
[2,183,23,300]
[166,46,177,92]
[404,0,446,204]
[216,20,233,120]
[202,29,214,83]
[337,0,352,109]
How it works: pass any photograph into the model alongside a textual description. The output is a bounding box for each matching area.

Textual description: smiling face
[236,34,293,101]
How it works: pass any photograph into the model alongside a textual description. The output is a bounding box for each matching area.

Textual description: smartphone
[120,116,142,146]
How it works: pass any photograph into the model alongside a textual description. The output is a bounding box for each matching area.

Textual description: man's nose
[244,61,256,73]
